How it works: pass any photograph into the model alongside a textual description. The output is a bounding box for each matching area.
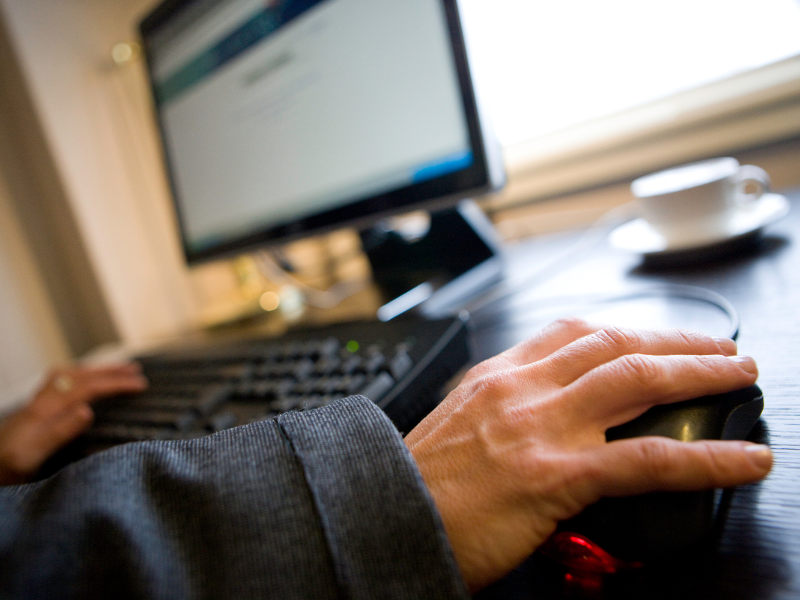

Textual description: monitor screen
[140,0,503,263]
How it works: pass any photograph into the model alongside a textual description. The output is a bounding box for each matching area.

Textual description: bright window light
[460,0,800,148]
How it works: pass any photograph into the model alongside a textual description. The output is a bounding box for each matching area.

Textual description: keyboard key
[364,351,386,375]
[340,356,363,375]
[196,384,234,415]
[389,350,413,380]
[271,395,301,413]
[342,374,366,395]
[95,409,198,432]
[358,372,395,403]
[86,424,180,443]
[314,356,341,376]
[207,411,237,432]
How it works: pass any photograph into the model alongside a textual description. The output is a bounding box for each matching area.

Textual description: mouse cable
[463,201,638,317]
[469,283,740,341]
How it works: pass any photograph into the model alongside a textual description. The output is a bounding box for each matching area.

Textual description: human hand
[0,363,148,485]
[404,319,772,592]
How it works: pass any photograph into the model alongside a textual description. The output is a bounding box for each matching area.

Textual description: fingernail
[745,444,772,470]
[712,336,737,356]
[726,355,758,375]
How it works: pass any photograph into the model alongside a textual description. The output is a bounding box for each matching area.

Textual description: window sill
[484,55,800,213]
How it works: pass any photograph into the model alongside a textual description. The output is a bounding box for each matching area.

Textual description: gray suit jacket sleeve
[0,397,470,600]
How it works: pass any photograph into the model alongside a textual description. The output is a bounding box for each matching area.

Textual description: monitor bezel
[140,0,497,264]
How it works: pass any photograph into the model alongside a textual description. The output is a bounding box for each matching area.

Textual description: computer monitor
[139,0,505,314]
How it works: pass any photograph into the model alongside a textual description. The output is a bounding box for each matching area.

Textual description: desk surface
[473,188,800,599]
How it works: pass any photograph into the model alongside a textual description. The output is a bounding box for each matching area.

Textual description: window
[460,0,800,206]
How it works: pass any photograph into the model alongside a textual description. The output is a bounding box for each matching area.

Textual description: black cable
[270,248,297,273]
[463,202,637,317]
[469,283,740,340]
[267,247,364,277]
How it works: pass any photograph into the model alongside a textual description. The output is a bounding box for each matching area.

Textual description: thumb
[32,404,94,467]
[20,404,94,478]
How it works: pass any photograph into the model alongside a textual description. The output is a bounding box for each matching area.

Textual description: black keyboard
[44,315,470,474]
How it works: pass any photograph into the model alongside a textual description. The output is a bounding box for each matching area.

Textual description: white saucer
[608,193,790,255]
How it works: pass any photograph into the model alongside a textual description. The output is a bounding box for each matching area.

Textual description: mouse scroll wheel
[538,532,643,574]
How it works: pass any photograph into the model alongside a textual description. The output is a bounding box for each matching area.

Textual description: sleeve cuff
[278,396,469,600]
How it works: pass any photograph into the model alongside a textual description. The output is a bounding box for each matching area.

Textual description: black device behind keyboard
[43,314,470,474]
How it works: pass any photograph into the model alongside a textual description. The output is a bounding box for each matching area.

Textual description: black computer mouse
[554,384,764,564]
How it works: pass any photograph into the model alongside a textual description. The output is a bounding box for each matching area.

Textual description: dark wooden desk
[474,188,800,599]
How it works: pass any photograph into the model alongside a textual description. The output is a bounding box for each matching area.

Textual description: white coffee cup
[631,158,771,245]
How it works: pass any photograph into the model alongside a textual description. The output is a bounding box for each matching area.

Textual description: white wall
[0,169,69,409]
[0,0,201,347]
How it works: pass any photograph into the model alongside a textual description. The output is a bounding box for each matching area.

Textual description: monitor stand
[360,200,504,321]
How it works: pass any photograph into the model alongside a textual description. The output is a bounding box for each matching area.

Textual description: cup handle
[735,164,771,205]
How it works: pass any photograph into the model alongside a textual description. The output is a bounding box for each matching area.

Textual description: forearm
[0,398,469,600]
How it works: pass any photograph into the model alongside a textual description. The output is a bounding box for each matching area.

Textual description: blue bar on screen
[411,150,474,183]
